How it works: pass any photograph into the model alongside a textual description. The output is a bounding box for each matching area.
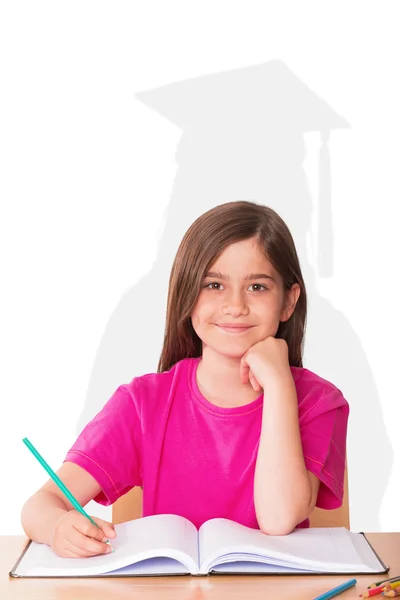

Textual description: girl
[21,200,349,559]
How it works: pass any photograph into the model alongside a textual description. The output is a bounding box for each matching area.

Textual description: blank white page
[199,520,383,573]
[13,514,199,577]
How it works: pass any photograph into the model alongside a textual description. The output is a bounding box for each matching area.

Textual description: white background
[1,1,399,535]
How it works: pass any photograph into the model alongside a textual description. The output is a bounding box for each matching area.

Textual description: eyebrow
[205,271,276,283]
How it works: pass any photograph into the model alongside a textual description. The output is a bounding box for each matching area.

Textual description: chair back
[309,462,350,528]
[113,486,142,524]
[112,463,350,528]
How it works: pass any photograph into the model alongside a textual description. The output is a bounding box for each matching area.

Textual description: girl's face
[190,237,300,358]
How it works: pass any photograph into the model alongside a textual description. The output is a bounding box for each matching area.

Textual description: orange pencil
[383,582,400,592]
[383,590,400,598]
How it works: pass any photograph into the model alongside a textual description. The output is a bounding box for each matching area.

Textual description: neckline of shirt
[187,356,264,417]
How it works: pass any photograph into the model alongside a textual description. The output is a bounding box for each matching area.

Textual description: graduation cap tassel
[317,130,334,278]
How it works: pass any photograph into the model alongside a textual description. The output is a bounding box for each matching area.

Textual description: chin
[212,341,252,357]
[216,351,246,360]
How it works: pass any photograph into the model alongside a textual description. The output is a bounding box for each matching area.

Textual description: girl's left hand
[240,337,291,392]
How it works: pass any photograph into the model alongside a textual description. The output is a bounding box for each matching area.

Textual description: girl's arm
[21,461,108,545]
[253,373,320,535]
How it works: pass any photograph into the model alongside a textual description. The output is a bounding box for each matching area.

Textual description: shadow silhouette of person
[76,61,392,531]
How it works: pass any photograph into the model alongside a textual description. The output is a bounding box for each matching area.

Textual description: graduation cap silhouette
[136,60,350,277]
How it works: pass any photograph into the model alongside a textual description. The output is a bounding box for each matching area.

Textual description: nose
[222,289,249,317]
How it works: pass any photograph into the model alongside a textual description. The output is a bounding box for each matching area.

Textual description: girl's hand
[51,510,117,558]
[240,337,291,392]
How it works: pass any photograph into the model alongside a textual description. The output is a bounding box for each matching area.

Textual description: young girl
[21,200,349,559]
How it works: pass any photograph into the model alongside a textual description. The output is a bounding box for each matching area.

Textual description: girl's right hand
[50,510,117,558]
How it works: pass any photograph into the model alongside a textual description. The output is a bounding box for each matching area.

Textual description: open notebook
[10,514,388,578]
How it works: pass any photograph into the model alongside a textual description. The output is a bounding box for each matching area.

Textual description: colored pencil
[22,437,111,546]
[383,583,400,592]
[313,578,357,600]
[359,584,385,597]
[368,575,400,589]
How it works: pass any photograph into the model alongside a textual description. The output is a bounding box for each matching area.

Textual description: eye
[203,282,268,293]
[204,282,223,290]
[249,284,268,293]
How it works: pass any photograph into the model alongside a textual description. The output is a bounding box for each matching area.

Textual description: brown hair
[157,200,307,372]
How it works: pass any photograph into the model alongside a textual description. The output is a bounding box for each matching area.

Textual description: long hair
[157,200,307,372]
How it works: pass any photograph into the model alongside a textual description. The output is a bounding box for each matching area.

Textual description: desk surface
[2,534,400,600]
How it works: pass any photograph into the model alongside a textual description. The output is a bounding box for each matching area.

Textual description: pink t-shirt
[65,356,349,530]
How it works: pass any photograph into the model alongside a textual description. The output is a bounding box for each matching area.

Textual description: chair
[113,486,143,524]
[309,462,349,528]
[112,463,349,528]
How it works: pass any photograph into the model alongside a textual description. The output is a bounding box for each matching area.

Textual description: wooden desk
[2,534,400,600]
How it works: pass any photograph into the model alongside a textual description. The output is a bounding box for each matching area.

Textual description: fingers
[240,358,263,391]
[248,370,262,392]
[76,515,117,543]
[76,518,111,543]
[62,535,112,558]
[66,526,113,557]
[240,359,250,384]
[51,511,116,558]
[92,517,117,539]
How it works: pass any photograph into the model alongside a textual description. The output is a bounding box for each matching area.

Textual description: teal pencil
[313,578,357,600]
[22,437,110,543]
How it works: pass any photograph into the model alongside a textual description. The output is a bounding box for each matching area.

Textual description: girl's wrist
[261,368,294,394]
[261,373,298,417]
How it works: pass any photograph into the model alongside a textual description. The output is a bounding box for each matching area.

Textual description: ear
[280,284,301,322]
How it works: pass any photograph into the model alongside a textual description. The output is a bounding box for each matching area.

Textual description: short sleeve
[300,388,349,510]
[64,381,142,506]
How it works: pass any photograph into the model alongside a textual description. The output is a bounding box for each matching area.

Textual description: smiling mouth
[216,325,253,333]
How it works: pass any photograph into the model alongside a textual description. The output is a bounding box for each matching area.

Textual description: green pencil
[22,437,110,545]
